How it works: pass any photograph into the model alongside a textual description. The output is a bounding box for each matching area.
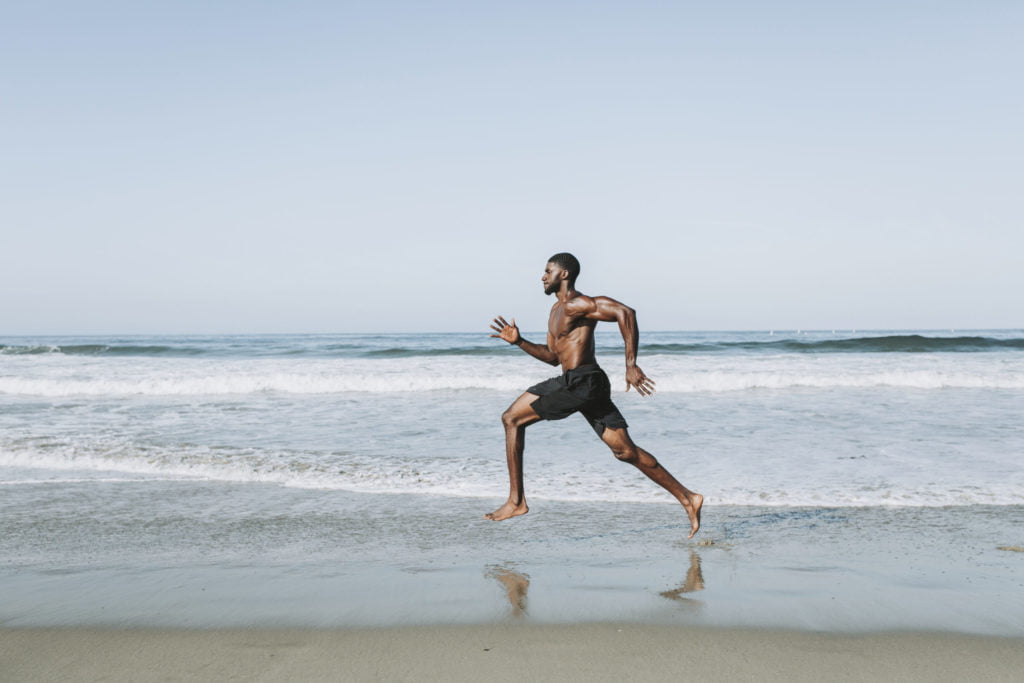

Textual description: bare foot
[485,500,529,521]
[684,492,703,539]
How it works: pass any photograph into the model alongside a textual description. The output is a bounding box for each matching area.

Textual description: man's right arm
[490,316,559,366]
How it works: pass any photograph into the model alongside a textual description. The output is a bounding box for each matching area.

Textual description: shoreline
[3,488,1023,636]
[4,624,1024,682]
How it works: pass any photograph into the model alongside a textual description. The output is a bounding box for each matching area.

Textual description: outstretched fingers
[490,316,509,337]
[624,366,656,396]
[627,376,656,396]
[490,316,519,344]
[636,376,656,396]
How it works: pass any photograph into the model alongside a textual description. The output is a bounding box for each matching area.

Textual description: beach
[6,625,1024,682]
[3,483,1024,680]
[2,331,1023,679]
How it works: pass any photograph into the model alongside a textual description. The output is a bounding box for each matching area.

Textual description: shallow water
[2,476,1022,634]
[2,331,1023,633]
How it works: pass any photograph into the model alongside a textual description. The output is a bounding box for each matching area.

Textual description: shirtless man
[487,252,703,539]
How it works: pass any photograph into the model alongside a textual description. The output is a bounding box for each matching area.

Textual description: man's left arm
[575,296,656,396]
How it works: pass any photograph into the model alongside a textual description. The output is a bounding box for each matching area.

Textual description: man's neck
[555,285,578,303]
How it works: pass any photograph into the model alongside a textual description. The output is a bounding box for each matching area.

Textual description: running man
[487,252,703,538]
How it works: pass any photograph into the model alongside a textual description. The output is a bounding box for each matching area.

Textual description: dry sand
[3,624,1024,682]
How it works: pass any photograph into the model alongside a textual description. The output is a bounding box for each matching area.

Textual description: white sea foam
[0,373,527,396]
[1,354,1022,396]
[3,441,1022,507]
[651,369,1024,391]
[0,477,186,485]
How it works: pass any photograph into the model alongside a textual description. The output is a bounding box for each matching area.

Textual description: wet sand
[5,484,1024,681]
[5,492,1023,635]
[4,624,1024,682]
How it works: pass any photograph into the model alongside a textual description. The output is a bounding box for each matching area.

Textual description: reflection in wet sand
[659,551,705,604]
[485,554,702,618]
[486,564,531,617]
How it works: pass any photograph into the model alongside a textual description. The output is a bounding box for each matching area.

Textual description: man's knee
[502,393,541,429]
[608,442,639,463]
[502,407,530,429]
[603,434,657,466]
[601,428,637,462]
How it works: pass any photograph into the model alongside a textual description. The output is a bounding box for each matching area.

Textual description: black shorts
[527,364,629,436]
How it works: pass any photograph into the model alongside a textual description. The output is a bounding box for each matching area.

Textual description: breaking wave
[2,441,1021,507]
[2,368,1022,396]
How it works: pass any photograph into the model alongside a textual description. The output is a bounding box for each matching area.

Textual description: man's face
[542,261,564,295]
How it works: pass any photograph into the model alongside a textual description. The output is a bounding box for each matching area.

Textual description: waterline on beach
[3,479,1023,635]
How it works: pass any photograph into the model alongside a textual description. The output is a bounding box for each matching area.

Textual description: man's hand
[490,316,521,345]
[625,365,656,396]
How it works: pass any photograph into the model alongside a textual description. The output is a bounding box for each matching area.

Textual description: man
[487,252,703,539]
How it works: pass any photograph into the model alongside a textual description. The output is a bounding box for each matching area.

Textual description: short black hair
[548,252,580,283]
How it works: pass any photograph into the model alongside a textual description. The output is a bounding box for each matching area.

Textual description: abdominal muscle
[551,326,598,372]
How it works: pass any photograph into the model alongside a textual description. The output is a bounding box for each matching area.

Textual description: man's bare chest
[547,304,591,339]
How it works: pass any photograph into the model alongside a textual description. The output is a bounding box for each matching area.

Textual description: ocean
[2,329,1023,633]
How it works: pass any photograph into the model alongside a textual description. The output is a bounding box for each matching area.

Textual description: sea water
[2,330,1023,632]
[3,329,1022,505]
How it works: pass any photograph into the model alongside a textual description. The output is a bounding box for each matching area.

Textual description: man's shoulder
[567,293,623,312]
[564,292,597,315]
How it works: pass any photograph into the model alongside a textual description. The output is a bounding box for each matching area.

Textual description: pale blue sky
[2,1,1021,334]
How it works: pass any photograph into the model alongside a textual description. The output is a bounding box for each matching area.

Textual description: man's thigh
[529,383,591,421]
[504,392,543,427]
[581,398,630,437]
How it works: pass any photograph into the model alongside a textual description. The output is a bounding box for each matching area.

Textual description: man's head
[543,252,580,295]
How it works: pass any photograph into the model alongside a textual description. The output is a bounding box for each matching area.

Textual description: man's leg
[600,427,703,538]
[485,392,542,521]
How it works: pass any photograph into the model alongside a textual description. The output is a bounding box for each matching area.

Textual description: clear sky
[3,1,1021,334]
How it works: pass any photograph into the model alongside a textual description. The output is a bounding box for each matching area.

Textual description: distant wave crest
[0,344,205,356]
[645,335,1024,355]
[3,334,1022,358]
